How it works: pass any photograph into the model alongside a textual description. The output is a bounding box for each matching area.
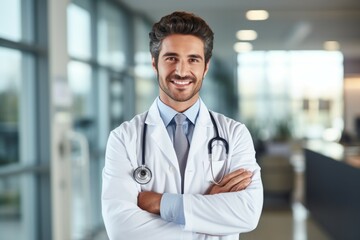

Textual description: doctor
[102,11,263,240]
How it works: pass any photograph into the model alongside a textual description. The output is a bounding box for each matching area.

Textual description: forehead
[160,34,205,56]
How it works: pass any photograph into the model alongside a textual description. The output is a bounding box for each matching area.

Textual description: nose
[175,60,189,77]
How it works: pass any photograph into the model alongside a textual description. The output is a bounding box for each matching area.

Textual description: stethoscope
[133,111,229,185]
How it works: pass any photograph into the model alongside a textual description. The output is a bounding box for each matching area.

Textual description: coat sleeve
[102,130,192,240]
[182,124,263,235]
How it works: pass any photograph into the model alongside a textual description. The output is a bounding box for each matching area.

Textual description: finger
[229,177,252,192]
[219,168,246,186]
[208,169,253,194]
[237,178,252,191]
[223,171,253,191]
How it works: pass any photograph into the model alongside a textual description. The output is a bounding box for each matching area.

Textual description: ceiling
[120,0,360,66]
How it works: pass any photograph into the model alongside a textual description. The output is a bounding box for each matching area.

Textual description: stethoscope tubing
[133,111,229,185]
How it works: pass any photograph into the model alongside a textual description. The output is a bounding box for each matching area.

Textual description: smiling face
[152,34,210,112]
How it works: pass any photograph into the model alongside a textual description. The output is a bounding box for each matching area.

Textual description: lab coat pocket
[203,143,227,182]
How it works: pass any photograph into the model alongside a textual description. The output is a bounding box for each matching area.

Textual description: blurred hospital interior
[1,0,360,239]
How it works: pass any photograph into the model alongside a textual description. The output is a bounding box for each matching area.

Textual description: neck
[159,96,199,113]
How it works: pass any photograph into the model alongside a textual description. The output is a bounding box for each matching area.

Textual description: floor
[240,203,331,240]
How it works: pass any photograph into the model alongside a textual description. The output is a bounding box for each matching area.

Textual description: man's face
[152,34,210,111]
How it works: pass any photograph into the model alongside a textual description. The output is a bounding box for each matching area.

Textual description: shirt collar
[156,97,200,126]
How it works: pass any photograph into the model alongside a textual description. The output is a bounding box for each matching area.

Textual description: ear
[151,57,158,74]
[203,60,210,77]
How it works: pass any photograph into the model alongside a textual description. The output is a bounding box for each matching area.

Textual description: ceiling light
[236,30,258,41]
[246,10,269,21]
[233,42,253,53]
[323,41,340,51]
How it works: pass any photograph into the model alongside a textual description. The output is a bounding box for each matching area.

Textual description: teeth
[174,80,190,85]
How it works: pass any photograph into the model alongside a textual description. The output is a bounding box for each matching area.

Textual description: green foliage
[0,92,19,122]
[273,120,292,142]
[0,192,20,206]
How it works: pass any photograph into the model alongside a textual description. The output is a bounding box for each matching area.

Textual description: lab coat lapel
[145,101,179,169]
[187,100,213,161]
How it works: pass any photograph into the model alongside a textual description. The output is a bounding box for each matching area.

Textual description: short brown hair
[149,11,214,66]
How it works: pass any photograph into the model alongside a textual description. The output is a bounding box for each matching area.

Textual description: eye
[165,56,177,62]
[189,58,200,63]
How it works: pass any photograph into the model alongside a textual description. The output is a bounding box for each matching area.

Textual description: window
[68,1,135,237]
[0,48,21,166]
[134,16,156,113]
[67,3,91,59]
[68,2,96,238]
[98,1,128,70]
[0,174,36,240]
[68,61,93,119]
[0,1,42,239]
[238,51,344,141]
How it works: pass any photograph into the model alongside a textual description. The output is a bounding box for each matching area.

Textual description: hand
[137,191,162,215]
[206,168,252,195]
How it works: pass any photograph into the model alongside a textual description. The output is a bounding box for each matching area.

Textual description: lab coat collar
[146,98,212,127]
[156,97,200,126]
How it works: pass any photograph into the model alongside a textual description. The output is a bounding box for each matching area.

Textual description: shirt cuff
[160,193,185,225]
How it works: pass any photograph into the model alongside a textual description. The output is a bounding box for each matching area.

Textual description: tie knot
[174,113,187,125]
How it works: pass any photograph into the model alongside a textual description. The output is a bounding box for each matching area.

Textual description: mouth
[172,80,191,86]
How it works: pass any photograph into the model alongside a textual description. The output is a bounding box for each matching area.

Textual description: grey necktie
[174,113,189,193]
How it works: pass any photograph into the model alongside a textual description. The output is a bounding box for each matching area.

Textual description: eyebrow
[162,52,204,60]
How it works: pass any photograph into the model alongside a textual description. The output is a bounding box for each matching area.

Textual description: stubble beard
[158,73,203,103]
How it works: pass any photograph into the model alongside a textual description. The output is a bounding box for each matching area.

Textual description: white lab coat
[102,99,263,240]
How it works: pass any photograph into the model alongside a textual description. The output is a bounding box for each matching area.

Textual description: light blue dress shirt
[156,97,200,225]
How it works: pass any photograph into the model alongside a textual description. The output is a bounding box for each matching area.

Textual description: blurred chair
[259,154,295,208]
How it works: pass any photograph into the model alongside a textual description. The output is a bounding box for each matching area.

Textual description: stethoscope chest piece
[133,165,152,184]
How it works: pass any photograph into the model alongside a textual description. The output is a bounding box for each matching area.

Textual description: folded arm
[138,168,261,235]
[138,168,253,214]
